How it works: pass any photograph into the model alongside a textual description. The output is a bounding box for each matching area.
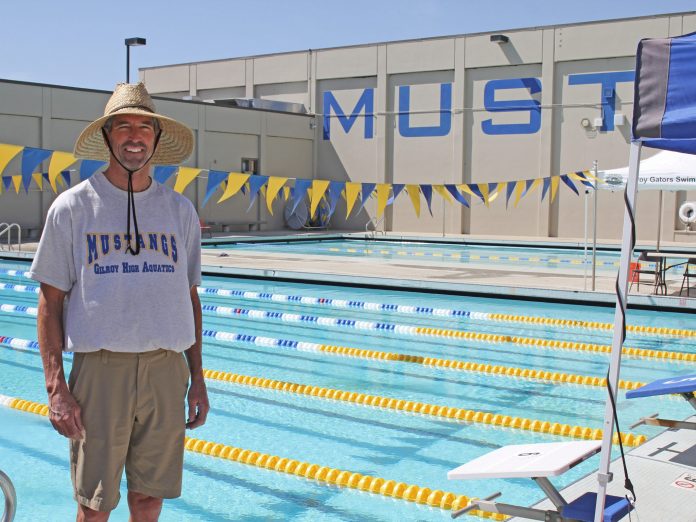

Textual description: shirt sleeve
[185,202,202,287]
[28,197,76,292]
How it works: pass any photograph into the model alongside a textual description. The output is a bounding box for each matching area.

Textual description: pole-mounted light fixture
[490,34,509,44]
[125,37,147,83]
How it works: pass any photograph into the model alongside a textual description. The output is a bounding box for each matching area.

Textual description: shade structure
[595,31,696,522]
[633,31,696,153]
[597,149,696,191]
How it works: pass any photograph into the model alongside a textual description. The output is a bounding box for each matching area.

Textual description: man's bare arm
[37,283,84,440]
[184,285,209,429]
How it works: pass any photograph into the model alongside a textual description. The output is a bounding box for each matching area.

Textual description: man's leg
[125,350,189,519]
[127,491,163,522]
[77,504,110,521]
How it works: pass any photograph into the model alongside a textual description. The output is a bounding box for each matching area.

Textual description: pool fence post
[592,160,598,291]
[583,187,589,291]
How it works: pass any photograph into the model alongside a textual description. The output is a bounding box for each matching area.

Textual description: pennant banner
[0,142,598,220]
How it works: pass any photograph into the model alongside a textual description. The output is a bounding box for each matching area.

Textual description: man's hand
[186,376,209,429]
[48,387,85,440]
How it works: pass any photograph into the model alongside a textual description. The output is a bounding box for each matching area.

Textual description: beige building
[141,11,696,243]
[0,80,313,237]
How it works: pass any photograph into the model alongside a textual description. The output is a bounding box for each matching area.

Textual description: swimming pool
[0,259,694,521]
[204,237,635,273]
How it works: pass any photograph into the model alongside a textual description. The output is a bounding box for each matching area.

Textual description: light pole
[125,37,146,83]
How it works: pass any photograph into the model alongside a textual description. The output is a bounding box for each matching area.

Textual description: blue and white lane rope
[0,272,691,338]
[2,303,690,362]
[0,283,39,294]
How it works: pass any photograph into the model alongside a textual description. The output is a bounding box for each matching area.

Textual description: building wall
[142,11,696,242]
[0,80,313,235]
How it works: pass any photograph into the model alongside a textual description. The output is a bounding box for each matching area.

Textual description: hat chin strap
[101,128,162,256]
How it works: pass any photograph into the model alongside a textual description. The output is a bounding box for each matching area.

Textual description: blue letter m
[323,89,374,140]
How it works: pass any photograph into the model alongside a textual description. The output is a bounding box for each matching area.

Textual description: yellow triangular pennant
[310,180,330,218]
[12,175,22,194]
[0,144,23,177]
[265,176,288,215]
[375,184,391,217]
[32,173,43,190]
[283,186,290,201]
[513,180,526,207]
[550,176,560,202]
[433,185,453,204]
[173,167,201,194]
[459,184,475,197]
[344,182,361,218]
[527,178,542,196]
[405,185,421,217]
[48,151,77,193]
[217,172,250,203]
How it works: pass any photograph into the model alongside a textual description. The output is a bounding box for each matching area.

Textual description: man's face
[105,114,158,172]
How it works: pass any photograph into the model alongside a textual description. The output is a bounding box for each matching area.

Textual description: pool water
[0,260,694,521]
[204,238,629,272]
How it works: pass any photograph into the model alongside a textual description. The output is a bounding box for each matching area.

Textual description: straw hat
[74,82,194,165]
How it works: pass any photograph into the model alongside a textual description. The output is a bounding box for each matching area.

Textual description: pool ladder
[365,215,386,239]
[0,223,22,251]
[0,470,16,522]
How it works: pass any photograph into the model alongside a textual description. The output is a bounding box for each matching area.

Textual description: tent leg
[594,141,641,522]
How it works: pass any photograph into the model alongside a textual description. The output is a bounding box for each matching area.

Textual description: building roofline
[141,10,696,71]
[0,78,314,117]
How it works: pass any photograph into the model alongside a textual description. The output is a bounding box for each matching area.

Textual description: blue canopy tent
[595,31,696,521]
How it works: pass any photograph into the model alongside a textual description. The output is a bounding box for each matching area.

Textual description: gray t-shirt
[29,172,202,353]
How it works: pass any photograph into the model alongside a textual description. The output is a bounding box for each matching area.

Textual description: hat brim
[74,107,194,165]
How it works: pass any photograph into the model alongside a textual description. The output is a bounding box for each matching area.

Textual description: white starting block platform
[448,441,632,521]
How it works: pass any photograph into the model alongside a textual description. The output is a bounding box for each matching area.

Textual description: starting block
[447,441,633,521]
[626,373,696,431]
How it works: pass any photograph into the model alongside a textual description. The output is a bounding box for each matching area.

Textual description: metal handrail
[0,470,16,522]
[365,215,386,238]
[0,223,21,251]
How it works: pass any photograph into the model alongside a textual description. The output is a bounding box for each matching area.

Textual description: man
[29,82,209,522]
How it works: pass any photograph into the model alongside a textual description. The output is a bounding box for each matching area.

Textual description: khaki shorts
[68,349,190,512]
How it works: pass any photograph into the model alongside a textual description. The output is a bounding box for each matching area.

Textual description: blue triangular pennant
[326,181,344,218]
[61,171,71,186]
[360,183,376,206]
[560,174,579,195]
[387,183,405,205]
[153,165,177,184]
[541,177,551,201]
[21,147,52,191]
[246,175,269,212]
[420,184,434,216]
[79,159,107,181]
[506,181,516,208]
[291,179,312,214]
[468,184,485,203]
[2,177,11,190]
[203,170,229,207]
[444,184,470,208]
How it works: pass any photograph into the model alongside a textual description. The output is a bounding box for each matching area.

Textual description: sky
[3,0,695,91]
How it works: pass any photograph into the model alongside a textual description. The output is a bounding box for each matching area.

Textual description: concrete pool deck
[198,230,696,310]
[11,229,696,310]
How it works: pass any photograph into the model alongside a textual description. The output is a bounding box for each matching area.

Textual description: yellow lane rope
[311,343,647,391]
[487,313,696,338]
[202,369,646,447]
[0,394,505,520]
[411,327,696,363]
